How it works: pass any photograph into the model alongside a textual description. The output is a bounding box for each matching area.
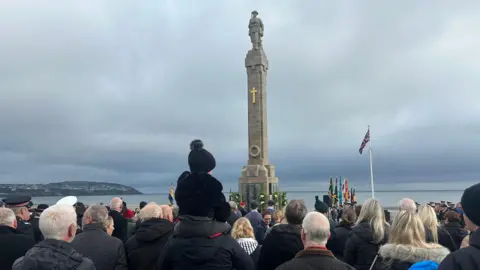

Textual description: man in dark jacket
[0,208,35,269]
[277,212,354,270]
[157,215,253,269]
[257,199,307,270]
[109,197,128,243]
[13,204,95,270]
[125,203,173,270]
[30,204,48,243]
[227,201,240,227]
[245,201,266,243]
[439,183,480,270]
[2,196,35,242]
[71,204,127,270]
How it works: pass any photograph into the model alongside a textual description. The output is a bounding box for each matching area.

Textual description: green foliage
[229,192,241,205]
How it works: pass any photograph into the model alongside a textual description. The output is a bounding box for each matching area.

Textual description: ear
[13,219,17,229]
[68,223,76,238]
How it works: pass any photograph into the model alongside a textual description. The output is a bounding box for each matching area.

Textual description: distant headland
[0,181,143,197]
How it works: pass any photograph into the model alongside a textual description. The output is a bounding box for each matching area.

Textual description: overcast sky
[1,1,479,193]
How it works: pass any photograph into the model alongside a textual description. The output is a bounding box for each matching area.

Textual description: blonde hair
[418,205,438,243]
[389,211,427,247]
[231,217,255,239]
[103,216,114,229]
[356,198,386,244]
[273,210,284,222]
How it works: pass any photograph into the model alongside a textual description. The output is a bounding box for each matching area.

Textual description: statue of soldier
[249,10,264,50]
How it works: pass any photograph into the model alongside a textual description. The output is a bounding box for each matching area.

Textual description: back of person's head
[40,204,77,242]
[231,217,255,240]
[356,198,386,243]
[445,210,461,223]
[139,201,147,210]
[103,216,114,236]
[389,211,426,247]
[285,200,307,225]
[273,209,284,222]
[160,205,173,222]
[0,208,16,228]
[418,205,439,243]
[461,183,480,232]
[110,197,123,211]
[139,203,163,221]
[341,207,357,225]
[250,201,258,210]
[267,200,275,207]
[301,212,330,246]
[398,198,417,213]
[229,201,238,211]
[83,204,108,226]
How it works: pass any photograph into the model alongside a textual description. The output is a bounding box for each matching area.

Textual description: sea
[31,190,464,210]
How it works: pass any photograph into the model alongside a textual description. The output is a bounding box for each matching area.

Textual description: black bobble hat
[188,139,216,173]
[461,183,480,226]
[314,195,329,214]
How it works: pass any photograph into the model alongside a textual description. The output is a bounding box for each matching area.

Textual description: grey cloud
[0,1,479,191]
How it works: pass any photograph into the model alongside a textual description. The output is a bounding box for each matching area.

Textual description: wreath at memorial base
[229,192,241,205]
[258,192,266,212]
[274,191,288,210]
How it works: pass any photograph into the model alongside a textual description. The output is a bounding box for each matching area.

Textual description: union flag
[359,128,370,154]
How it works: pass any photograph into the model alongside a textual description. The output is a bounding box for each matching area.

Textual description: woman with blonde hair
[418,205,456,251]
[376,211,449,269]
[231,217,261,265]
[103,216,114,236]
[344,198,388,270]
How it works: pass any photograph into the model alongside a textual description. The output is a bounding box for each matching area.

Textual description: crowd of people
[0,140,479,270]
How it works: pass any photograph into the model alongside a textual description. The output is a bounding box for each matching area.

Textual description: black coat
[109,210,128,243]
[0,226,35,270]
[444,221,467,251]
[437,227,457,252]
[12,238,95,270]
[439,230,480,270]
[327,223,353,261]
[71,223,128,270]
[276,248,355,270]
[226,211,239,227]
[125,218,173,270]
[157,216,253,270]
[257,224,304,270]
[16,217,35,242]
[29,216,44,243]
[343,222,388,270]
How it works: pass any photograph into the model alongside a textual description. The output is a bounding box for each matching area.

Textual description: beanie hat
[314,195,329,214]
[188,140,216,173]
[461,183,480,226]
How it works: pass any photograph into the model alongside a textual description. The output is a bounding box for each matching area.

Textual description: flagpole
[368,125,375,198]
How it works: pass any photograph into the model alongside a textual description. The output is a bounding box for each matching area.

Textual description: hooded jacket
[438,229,480,270]
[12,239,95,270]
[157,216,253,270]
[343,221,388,270]
[378,243,449,270]
[125,218,174,270]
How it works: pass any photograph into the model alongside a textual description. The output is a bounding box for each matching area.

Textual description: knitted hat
[461,183,480,226]
[314,196,329,214]
[188,140,216,173]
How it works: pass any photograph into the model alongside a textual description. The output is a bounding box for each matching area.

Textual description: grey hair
[139,203,163,221]
[285,200,308,225]
[84,205,108,224]
[110,197,123,210]
[0,208,16,226]
[229,201,238,210]
[398,198,416,213]
[39,204,77,240]
[302,212,330,245]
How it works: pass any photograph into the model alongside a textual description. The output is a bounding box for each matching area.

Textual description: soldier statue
[249,10,264,50]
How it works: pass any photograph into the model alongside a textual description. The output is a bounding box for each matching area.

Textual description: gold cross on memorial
[250,87,257,104]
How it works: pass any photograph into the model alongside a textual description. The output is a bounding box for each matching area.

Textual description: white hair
[229,201,238,210]
[139,203,163,221]
[110,197,123,210]
[39,204,77,240]
[0,208,16,226]
[302,212,330,245]
[398,198,416,213]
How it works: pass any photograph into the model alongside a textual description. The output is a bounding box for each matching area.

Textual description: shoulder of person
[77,257,96,270]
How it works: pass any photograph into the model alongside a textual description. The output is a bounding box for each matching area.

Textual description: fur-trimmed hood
[379,243,450,264]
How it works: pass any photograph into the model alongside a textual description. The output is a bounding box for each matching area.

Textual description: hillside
[0,181,143,197]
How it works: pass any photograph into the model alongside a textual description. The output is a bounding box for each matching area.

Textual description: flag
[339,180,343,206]
[168,183,175,206]
[345,179,350,201]
[329,177,334,196]
[352,187,356,202]
[359,127,370,154]
[333,178,338,206]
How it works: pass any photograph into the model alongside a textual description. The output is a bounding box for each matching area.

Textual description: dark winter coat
[424,226,457,252]
[12,239,95,270]
[257,223,304,270]
[438,229,480,270]
[125,218,173,270]
[29,216,44,243]
[327,222,354,261]
[157,215,253,270]
[444,221,467,251]
[227,211,239,227]
[0,226,35,270]
[377,243,449,270]
[109,210,128,243]
[71,223,127,270]
[246,210,267,244]
[276,248,355,270]
[343,222,388,270]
